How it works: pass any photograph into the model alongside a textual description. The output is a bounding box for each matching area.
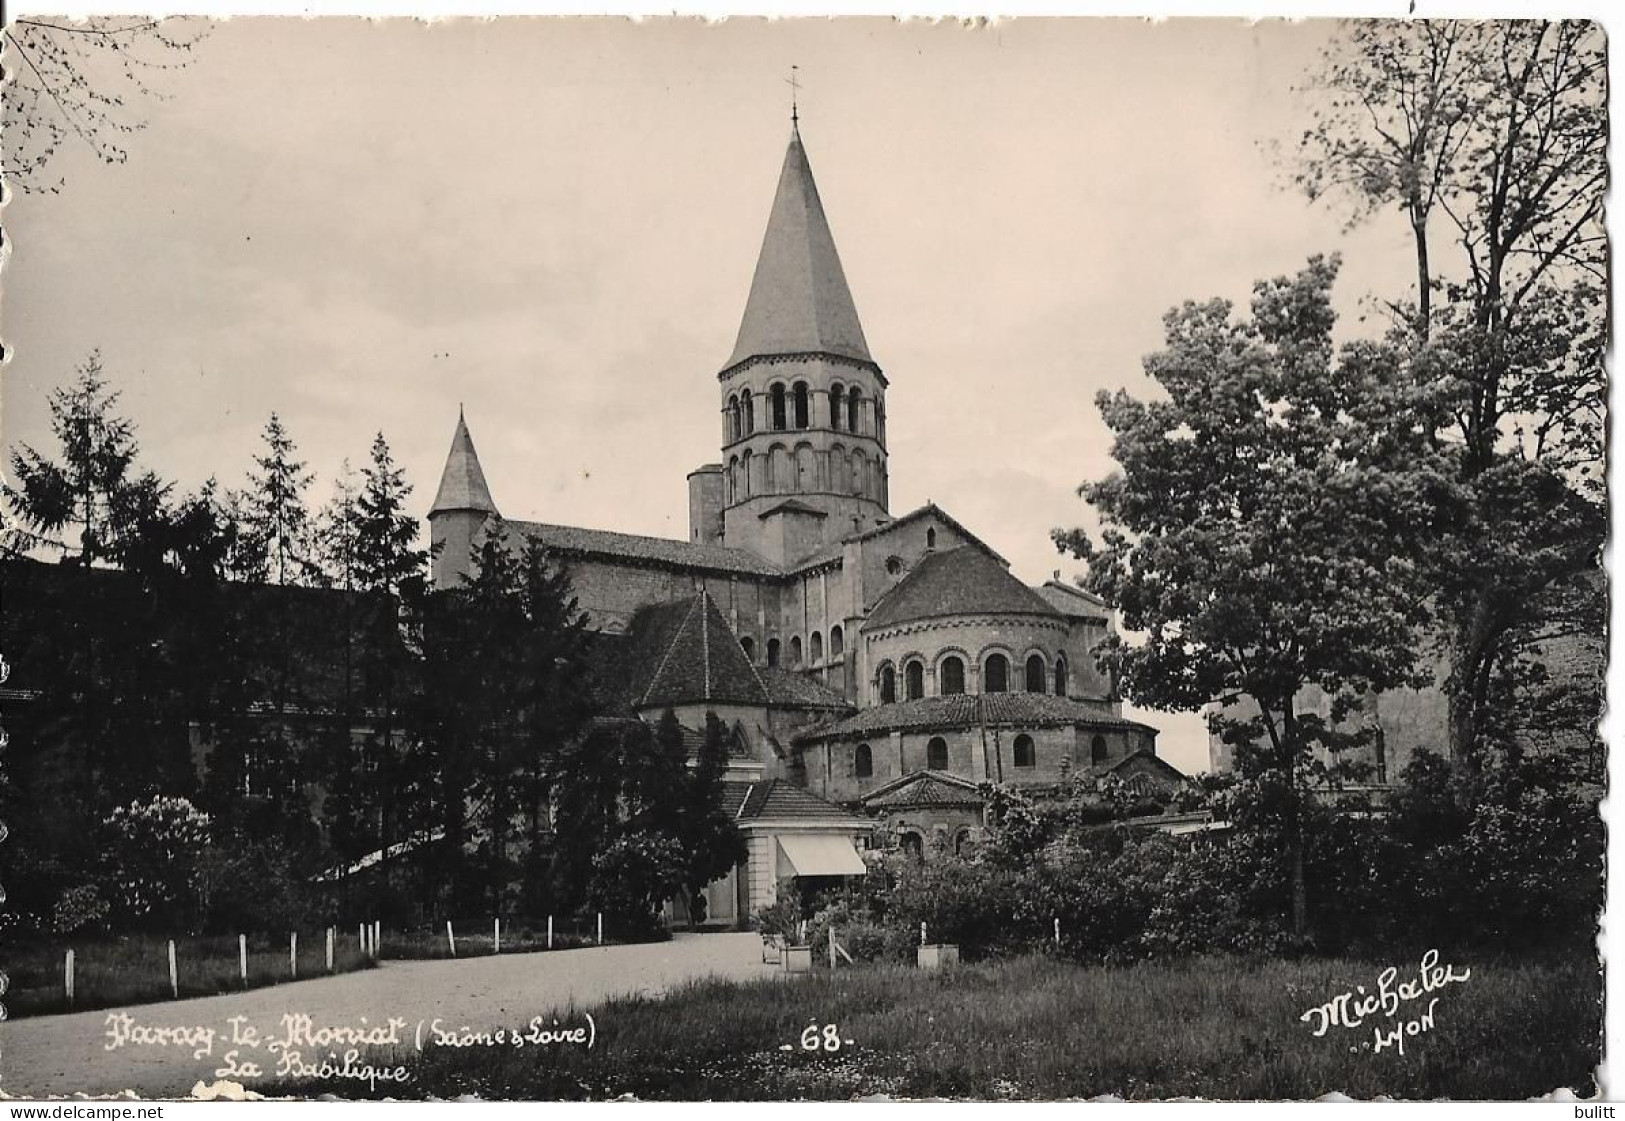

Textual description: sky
[1,17,1425,775]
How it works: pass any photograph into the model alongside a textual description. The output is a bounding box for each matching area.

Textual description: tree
[1055,257,1458,933]
[5,350,165,566]
[241,413,316,586]
[1291,20,1606,761]
[2,16,210,193]
[678,712,748,927]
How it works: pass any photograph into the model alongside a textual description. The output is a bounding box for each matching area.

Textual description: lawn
[270,944,1601,1101]
[5,931,375,1018]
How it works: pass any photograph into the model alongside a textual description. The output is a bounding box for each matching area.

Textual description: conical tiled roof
[725,127,872,370]
[430,410,499,516]
[639,590,772,708]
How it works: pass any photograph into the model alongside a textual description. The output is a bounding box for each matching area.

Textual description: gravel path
[1,932,776,1099]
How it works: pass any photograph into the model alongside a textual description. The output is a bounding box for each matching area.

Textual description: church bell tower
[693,123,890,567]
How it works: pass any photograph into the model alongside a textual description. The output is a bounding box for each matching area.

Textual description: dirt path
[1,932,775,1099]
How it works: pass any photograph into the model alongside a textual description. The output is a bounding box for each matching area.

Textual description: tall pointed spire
[725,127,872,370]
[429,408,499,516]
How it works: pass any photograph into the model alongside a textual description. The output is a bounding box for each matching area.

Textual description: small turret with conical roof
[429,407,500,589]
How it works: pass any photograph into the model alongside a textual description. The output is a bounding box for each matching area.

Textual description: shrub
[53,884,111,935]
[100,795,212,932]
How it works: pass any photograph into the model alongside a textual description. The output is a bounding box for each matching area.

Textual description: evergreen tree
[242,413,316,586]
[5,350,164,566]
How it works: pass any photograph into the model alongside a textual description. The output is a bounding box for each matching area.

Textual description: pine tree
[242,413,315,586]
[5,350,162,566]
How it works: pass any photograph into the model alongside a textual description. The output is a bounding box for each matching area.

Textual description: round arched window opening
[926,737,949,770]
[1025,654,1046,693]
[1013,734,1036,768]
[905,660,925,701]
[854,742,873,778]
[879,664,897,704]
[1090,734,1109,765]
[939,656,965,696]
[983,653,1009,693]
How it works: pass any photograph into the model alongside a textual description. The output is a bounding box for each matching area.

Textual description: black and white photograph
[0,13,1609,1102]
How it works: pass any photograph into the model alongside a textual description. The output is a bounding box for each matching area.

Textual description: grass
[6,931,375,1019]
[268,943,1601,1101]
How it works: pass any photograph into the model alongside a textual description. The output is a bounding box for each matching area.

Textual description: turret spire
[724,126,871,370]
[429,409,499,517]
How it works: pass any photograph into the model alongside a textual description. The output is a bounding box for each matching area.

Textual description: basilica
[428,124,1188,925]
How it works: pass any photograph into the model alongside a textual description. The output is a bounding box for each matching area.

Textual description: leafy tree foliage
[2,16,210,193]
[1292,19,1606,761]
[1055,256,1457,931]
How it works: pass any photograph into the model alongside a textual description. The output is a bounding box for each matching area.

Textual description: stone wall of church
[861,615,1076,707]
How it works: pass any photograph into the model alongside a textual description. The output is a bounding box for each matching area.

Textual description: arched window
[727,456,739,504]
[1090,734,1108,765]
[830,385,845,430]
[876,397,886,444]
[789,635,803,666]
[739,635,755,661]
[828,444,847,493]
[728,395,741,442]
[900,831,924,859]
[879,663,897,703]
[984,653,1009,693]
[771,383,787,431]
[1013,734,1035,768]
[742,389,754,434]
[763,446,776,492]
[1054,656,1069,697]
[1025,654,1046,693]
[854,742,873,778]
[829,624,844,658]
[939,656,965,696]
[850,450,866,497]
[927,737,949,770]
[848,388,861,434]
[954,828,972,856]
[741,449,753,497]
[905,660,925,700]
[810,631,823,664]
[926,527,937,549]
[793,382,810,429]
[767,637,781,668]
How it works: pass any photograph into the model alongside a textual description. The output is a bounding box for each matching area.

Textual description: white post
[1054,917,1061,945]
[920,921,928,946]
[828,926,836,969]
[446,920,456,957]
[597,912,603,946]
[547,914,554,949]
[290,932,298,979]
[493,918,500,954]
[168,939,178,998]
[359,922,367,957]
[326,927,335,973]
[65,949,75,1005]
[373,920,381,959]
[239,934,248,986]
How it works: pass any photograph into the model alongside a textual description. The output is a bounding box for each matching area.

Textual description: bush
[53,884,111,935]
[100,795,212,932]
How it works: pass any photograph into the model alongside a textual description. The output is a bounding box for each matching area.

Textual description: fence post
[64,948,75,1006]
[168,939,178,998]
[597,912,603,946]
[326,927,335,973]
[239,934,248,987]
[1054,917,1061,946]
[493,918,500,955]
[920,921,928,946]
[548,914,553,950]
[828,926,836,970]
[290,932,298,979]
[373,920,381,960]
[446,920,457,957]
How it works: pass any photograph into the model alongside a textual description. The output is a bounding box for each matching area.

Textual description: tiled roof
[861,770,988,809]
[429,410,499,516]
[504,520,782,577]
[794,693,1155,743]
[722,778,868,824]
[725,127,872,370]
[758,499,828,519]
[639,591,772,708]
[1034,579,1109,620]
[1089,749,1192,786]
[758,666,853,710]
[864,546,1060,631]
